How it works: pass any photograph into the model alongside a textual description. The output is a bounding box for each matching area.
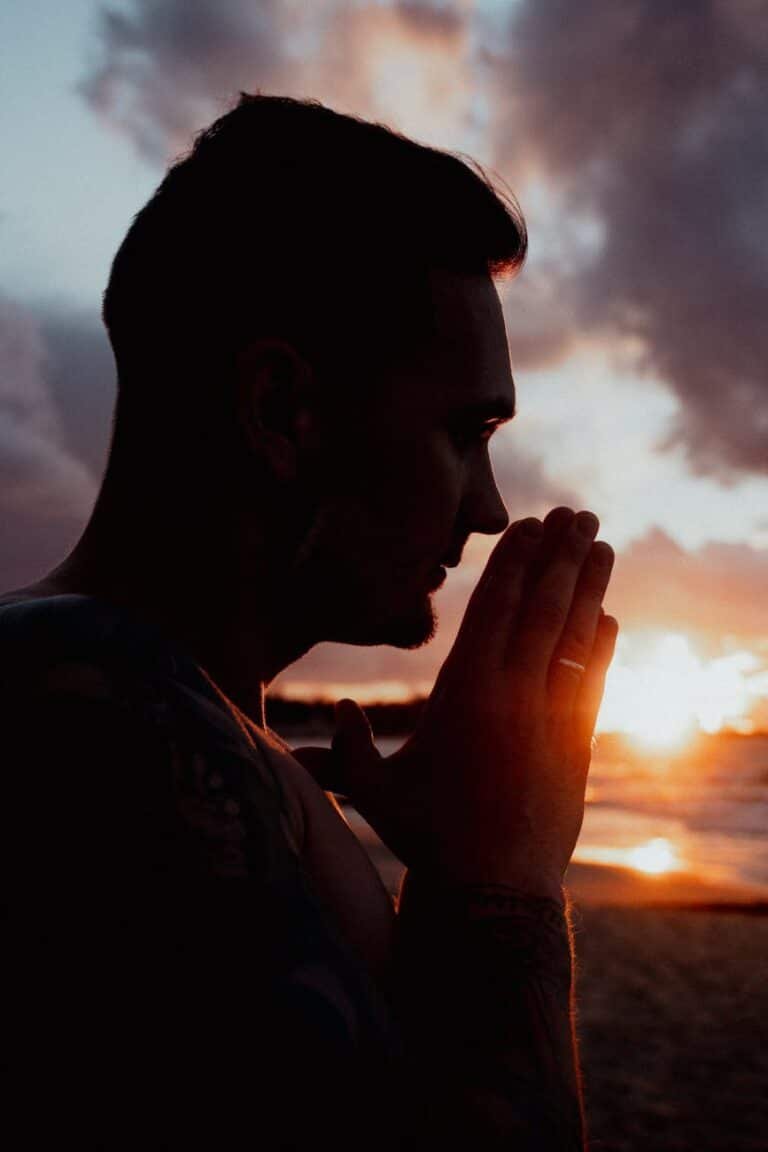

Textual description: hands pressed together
[294,506,618,904]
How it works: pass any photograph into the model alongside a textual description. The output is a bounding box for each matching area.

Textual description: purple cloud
[0,296,98,592]
[486,0,768,478]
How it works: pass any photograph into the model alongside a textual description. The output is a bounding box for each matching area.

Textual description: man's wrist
[394,871,574,992]
[398,868,567,913]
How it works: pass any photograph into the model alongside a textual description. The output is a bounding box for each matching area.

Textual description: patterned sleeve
[0,660,386,1151]
[391,871,586,1151]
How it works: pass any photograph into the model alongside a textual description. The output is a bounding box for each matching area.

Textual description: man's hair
[102,92,527,461]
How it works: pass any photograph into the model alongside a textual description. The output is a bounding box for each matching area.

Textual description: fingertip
[335,698,360,725]
[600,615,620,659]
[544,506,576,523]
[495,517,542,552]
[520,517,544,539]
[591,613,619,659]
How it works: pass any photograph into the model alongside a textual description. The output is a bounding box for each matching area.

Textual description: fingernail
[591,542,614,567]
[576,512,599,538]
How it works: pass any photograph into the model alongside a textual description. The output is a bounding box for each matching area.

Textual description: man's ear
[234,338,317,481]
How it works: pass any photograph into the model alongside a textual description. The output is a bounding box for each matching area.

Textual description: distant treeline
[266,694,427,737]
[266,698,767,744]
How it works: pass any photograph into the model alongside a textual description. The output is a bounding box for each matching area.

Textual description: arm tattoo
[393,875,585,1150]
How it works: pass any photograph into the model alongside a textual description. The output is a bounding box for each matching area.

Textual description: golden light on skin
[597,631,763,748]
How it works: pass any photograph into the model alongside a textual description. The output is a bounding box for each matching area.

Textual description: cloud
[79,0,473,166]
[485,0,768,478]
[490,430,580,519]
[34,305,117,478]
[0,296,99,592]
[81,2,767,479]
[607,526,768,648]
[79,0,286,165]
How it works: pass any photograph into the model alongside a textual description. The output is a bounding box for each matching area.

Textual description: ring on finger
[556,657,586,673]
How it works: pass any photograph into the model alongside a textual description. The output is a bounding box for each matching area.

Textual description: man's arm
[393,872,585,1150]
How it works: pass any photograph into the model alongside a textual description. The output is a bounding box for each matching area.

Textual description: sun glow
[626,838,678,875]
[576,837,682,877]
[597,632,760,748]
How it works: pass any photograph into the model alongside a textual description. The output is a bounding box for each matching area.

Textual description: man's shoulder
[0,590,297,802]
[0,594,299,881]
[0,591,180,691]
[0,592,272,795]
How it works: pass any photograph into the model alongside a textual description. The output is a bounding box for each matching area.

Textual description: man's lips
[428,550,464,588]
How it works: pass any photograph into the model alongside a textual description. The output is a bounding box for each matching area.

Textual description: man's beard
[297,571,437,654]
[318,579,439,650]
[288,505,439,649]
[374,592,438,650]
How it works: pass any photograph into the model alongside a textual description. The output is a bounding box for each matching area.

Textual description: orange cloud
[607,527,768,650]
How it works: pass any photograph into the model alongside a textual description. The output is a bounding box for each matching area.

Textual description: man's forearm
[392,872,585,1150]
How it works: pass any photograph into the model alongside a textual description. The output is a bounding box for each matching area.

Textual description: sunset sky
[2,0,767,735]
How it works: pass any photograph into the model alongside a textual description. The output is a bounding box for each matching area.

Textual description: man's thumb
[333,697,374,757]
[332,698,382,803]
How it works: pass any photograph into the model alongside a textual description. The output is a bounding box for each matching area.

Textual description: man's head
[92,93,526,651]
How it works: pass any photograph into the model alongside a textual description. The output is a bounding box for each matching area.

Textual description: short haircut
[102,92,527,455]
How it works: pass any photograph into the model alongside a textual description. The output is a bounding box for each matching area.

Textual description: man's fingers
[512,511,600,680]
[291,699,382,803]
[518,506,577,608]
[547,539,615,711]
[447,517,545,668]
[573,612,619,752]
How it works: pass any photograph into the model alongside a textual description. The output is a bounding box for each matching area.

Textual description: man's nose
[465,454,509,536]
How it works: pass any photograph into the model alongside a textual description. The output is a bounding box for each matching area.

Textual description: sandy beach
[349,810,768,1151]
[573,900,767,1152]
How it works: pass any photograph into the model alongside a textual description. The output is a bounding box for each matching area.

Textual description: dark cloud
[0,296,98,592]
[79,0,469,167]
[80,2,767,478]
[79,0,287,165]
[486,0,768,478]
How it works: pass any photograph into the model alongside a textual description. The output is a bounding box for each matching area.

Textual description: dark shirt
[0,593,581,1151]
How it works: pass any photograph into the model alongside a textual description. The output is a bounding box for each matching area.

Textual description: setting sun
[597,632,759,748]
[627,838,678,875]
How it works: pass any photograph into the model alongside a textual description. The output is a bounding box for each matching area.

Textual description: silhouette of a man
[1,94,616,1150]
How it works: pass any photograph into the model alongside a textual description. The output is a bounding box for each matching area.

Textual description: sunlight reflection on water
[283,731,768,893]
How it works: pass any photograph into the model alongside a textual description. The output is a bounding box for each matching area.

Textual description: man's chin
[381,609,437,650]
[329,597,438,649]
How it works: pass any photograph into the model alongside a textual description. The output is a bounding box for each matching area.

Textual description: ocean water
[575,732,768,892]
[284,730,768,896]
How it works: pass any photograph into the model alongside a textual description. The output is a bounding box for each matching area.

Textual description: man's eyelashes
[450,422,497,447]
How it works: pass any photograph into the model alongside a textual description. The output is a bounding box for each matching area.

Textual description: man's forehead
[426,267,516,413]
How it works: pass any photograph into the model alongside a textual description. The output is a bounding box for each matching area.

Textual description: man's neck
[39,538,315,731]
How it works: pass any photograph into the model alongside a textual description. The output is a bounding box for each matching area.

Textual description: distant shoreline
[269,703,768,744]
[338,802,768,910]
[542,859,768,912]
